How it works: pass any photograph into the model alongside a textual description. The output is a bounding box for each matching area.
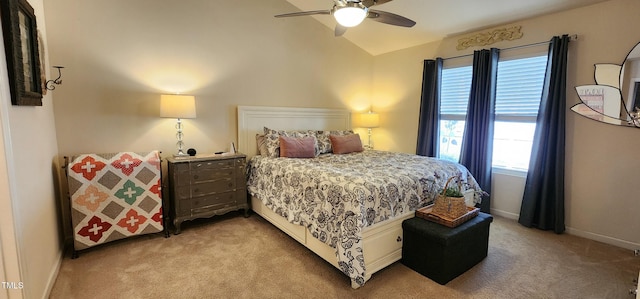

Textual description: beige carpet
[50,212,639,299]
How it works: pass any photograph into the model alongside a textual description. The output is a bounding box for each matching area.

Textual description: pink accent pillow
[279,136,316,158]
[329,134,363,154]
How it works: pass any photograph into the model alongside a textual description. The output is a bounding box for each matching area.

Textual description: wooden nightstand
[166,153,248,234]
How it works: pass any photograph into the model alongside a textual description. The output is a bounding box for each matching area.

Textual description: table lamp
[360,111,379,149]
[160,94,196,157]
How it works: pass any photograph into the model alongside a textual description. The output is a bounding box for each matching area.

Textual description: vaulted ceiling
[282,0,609,55]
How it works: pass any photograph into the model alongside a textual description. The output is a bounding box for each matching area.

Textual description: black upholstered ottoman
[401,212,493,285]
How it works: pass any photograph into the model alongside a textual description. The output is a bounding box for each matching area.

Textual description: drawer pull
[396,236,402,242]
[194,175,199,179]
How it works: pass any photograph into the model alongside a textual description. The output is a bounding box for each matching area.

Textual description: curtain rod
[442,34,578,61]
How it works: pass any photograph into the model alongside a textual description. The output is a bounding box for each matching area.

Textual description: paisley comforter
[246,150,482,287]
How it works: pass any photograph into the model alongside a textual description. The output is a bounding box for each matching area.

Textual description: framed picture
[0,0,43,106]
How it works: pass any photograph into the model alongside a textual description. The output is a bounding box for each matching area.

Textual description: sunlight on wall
[347,96,373,113]
[365,82,407,150]
[371,79,407,109]
[130,64,211,93]
[101,46,216,94]
[339,81,412,151]
[339,87,371,127]
[373,128,397,151]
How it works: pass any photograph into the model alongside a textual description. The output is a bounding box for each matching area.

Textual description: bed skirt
[250,194,413,288]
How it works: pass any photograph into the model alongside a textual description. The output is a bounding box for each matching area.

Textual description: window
[438,65,471,162]
[437,54,548,171]
[492,55,548,171]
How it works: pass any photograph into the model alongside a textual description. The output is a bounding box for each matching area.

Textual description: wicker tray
[416,204,480,228]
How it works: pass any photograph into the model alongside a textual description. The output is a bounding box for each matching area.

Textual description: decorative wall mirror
[0,0,43,106]
[572,42,640,127]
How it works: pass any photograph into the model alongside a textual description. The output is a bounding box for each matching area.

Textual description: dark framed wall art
[0,0,43,106]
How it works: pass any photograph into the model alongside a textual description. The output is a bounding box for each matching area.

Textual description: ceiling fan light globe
[334,7,367,27]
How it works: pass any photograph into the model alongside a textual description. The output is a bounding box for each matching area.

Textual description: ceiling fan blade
[275,10,331,18]
[361,0,393,7]
[335,24,347,37]
[367,9,416,27]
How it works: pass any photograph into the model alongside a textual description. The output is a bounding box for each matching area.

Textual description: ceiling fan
[275,0,416,37]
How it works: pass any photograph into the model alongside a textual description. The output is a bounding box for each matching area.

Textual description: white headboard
[237,106,352,158]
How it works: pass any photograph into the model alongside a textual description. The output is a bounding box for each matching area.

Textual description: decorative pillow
[279,136,316,158]
[255,134,269,156]
[262,127,317,157]
[316,130,354,154]
[329,133,363,154]
[263,133,282,157]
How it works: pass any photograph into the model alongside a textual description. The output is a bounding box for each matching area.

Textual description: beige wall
[372,0,640,249]
[45,0,373,157]
[44,0,374,239]
[0,0,63,298]
[0,68,19,298]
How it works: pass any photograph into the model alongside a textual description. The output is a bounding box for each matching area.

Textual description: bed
[237,106,483,288]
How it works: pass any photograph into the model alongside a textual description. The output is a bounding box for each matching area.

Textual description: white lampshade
[334,5,367,27]
[160,94,196,119]
[360,112,379,128]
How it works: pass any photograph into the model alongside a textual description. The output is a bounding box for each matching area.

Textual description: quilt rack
[62,151,168,258]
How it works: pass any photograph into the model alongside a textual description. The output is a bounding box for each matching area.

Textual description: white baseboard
[565,227,640,251]
[43,246,64,299]
[490,208,640,251]
[490,208,519,220]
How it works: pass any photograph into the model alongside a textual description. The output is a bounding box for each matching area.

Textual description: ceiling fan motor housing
[333,1,369,27]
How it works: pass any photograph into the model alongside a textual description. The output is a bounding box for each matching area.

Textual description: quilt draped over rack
[67,151,164,250]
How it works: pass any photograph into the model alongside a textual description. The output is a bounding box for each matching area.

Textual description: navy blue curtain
[459,48,499,213]
[416,58,443,157]
[518,35,570,234]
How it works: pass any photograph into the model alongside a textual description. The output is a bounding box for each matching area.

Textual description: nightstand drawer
[192,179,235,196]
[191,167,235,183]
[174,179,236,199]
[192,159,234,170]
[191,191,236,210]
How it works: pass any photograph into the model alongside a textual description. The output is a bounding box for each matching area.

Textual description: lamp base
[173,148,189,158]
[173,119,189,158]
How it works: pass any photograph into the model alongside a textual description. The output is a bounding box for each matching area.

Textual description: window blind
[495,55,548,121]
[440,65,472,117]
[441,55,548,121]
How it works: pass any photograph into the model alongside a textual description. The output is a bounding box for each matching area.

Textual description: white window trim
[492,166,527,178]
